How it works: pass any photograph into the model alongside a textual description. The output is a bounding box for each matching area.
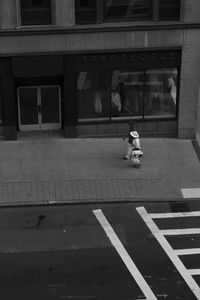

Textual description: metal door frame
[18,85,61,131]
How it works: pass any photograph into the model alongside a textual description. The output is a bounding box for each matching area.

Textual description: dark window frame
[103,0,152,23]
[75,0,97,25]
[75,0,180,25]
[19,0,52,26]
[158,0,181,21]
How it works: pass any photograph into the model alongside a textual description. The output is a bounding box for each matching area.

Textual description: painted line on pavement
[189,269,200,276]
[181,188,200,198]
[136,206,200,300]
[93,209,157,300]
[161,228,200,235]
[61,297,95,299]
[149,211,200,219]
[175,248,200,256]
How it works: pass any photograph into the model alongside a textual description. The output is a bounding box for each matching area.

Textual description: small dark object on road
[36,215,46,227]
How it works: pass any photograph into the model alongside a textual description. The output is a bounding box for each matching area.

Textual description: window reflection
[111,70,143,119]
[104,0,151,21]
[144,69,177,118]
[75,0,180,24]
[77,68,177,122]
[77,71,110,121]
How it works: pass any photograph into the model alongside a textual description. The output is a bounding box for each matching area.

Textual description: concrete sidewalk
[0,136,199,206]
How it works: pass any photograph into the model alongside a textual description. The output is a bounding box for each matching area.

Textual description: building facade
[0,0,199,141]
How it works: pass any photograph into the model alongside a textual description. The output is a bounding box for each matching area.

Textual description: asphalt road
[0,201,200,300]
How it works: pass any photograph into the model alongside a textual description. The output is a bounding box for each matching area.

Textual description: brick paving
[0,178,161,206]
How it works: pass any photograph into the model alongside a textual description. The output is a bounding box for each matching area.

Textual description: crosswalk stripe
[188,269,200,276]
[93,209,157,300]
[175,248,200,255]
[161,228,200,235]
[149,211,200,219]
[136,206,200,300]
[181,188,200,198]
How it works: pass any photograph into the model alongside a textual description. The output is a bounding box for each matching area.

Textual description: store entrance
[18,86,61,131]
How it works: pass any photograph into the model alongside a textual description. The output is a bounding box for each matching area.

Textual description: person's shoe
[123,156,128,160]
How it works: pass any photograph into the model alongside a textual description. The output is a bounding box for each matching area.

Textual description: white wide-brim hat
[130,131,139,138]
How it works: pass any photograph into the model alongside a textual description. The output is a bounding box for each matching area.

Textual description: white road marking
[188,269,200,276]
[49,201,56,204]
[181,188,200,198]
[161,228,200,235]
[136,206,200,300]
[156,294,168,299]
[174,248,200,255]
[149,211,200,219]
[93,209,157,300]
[62,297,95,299]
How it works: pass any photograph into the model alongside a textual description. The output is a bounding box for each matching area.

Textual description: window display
[77,67,177,122]
[144,69,177,118]
[77,71,110,121]
[111,70,143,119]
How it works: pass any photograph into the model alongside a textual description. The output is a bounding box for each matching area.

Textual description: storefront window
[104,0,151,21]
[111,70,143,119]
[77,68,177,122]
[78,71,110,121]
[144,69,177,119]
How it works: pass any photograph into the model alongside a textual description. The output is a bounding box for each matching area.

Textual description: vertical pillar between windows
[15,0,21,28]
[152,0,159,21]
[96,0,103,24]
[63,55,77,138]
[1,58,17,140]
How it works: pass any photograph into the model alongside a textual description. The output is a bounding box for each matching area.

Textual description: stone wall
[197,87,200,144]
[182,0,200,22]
[53,0,74,26]
[0,0,17,29]
[178,30,200,138]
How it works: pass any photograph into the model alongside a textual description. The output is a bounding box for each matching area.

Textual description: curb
[0,197,196,209]
[192,140,200,162]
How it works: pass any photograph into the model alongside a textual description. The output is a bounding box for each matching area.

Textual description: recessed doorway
[18,85,61,131]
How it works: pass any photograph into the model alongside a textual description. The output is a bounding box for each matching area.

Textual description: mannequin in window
[111,86,121,116]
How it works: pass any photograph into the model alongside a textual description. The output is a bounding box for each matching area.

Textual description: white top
[132,138,141,150]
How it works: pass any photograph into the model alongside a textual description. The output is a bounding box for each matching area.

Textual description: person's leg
[123,144,132,160]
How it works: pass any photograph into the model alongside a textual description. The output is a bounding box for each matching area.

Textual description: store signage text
[81,51,178,65]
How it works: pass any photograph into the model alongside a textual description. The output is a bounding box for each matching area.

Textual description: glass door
[18,87,40,131]
[18,86,61,131]
[40,86,61,130]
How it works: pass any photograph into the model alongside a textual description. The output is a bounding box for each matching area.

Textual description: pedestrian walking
[123,122,143,160]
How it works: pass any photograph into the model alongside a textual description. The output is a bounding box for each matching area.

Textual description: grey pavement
[0,135,200,206]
